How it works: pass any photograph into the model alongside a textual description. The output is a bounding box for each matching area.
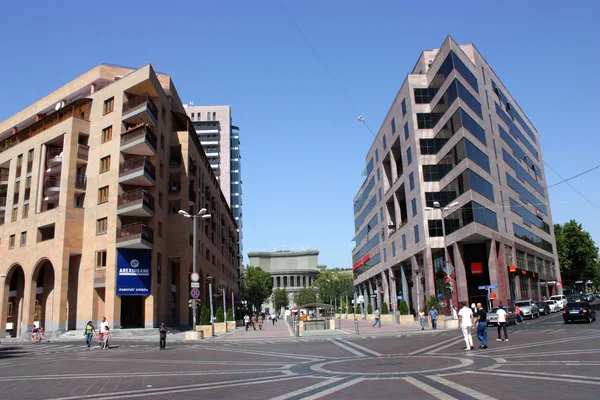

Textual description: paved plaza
[1,308,600,399]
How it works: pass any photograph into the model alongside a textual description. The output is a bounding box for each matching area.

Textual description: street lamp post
[425,201,459,317]
[178,209,211,330]
[207,276,214,337]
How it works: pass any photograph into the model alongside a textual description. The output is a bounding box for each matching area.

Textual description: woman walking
[419,309,426,330]
[84,321,96,349]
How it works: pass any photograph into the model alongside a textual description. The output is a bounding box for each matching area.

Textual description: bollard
[354,319,360,335]
[295,318,300,337]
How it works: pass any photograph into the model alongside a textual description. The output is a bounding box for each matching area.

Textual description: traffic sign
[191,282,200,288]
[191,288,200,299]
[191,272,200,282]
[440,300,448,307]
[443,263,454,275]
[397,295,403,300]
[478,285,498,290]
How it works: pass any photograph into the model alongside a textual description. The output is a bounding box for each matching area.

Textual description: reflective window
[352,234,380,264]
[354,177,375,214]
[509,198,550,234]
[406,147,412,165]
[517,250,526,269]
[411,198,417,217]
[392,241,396,257]
[409,172,415,191]
[414,88,439,104]
[419,107,485,155]
[422,138,490,182]
[391,118,396,134]
[383,248,387,262]
[493,81,536,144]
[378,187,382,202]
[401,99,407,117]
[503,150,545,197]
[429,201,498,237]
[445,79,482,118]
[434,51,479,93]
[383,135,387,150]
[377,168,381,182]
[404,123,409,141]
[414,225,420,243]
[375,149,379,163]
[506,173,547,215]
[495,102,538,160]
[498,125,542,179]
[465,139,490,173]
[354,196,376,230]
[417,113,444,129]
[425,168,494,208]
[402,234,407,250]
[513,224,553,253]
[366,158,374,176]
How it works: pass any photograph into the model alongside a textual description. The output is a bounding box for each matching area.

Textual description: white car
[550,295,567,309]
[545,300,560,313]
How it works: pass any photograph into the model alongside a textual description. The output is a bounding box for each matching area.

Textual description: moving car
[515,300,539,319]
[537,301,551,315]
[584,293,594,302]
[545,300,560,313]
[550,295,567,309]
[563,302,596,323]
[487,307,517,326]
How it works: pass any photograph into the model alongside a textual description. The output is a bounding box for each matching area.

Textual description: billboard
[116,249,151,296]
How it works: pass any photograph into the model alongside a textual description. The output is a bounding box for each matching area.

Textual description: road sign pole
[192,216,197,329]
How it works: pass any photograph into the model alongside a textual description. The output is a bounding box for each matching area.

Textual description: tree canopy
[294,288,317,306]
[273,288,289,312]
[554,220,598,286]
[313,270,354,303]
[241,266,273,312]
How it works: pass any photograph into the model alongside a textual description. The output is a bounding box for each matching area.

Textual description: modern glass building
[351,36,562,316]
[184,105,243,285]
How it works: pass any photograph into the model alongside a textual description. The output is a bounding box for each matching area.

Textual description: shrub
[200,306,211,325]
[426,295,440,312]
[399,300,409,315]
[367,303,373,314]
[381,302,389,315]
[226,308,233,321]
[356,304,362,314]
[215,307,224,323]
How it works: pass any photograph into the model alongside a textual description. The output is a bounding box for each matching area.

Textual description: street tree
[314,270,354,304]
[554,220,598,287]
[273,288,289,313]
[294,288,317,306]
[241,266,273,312]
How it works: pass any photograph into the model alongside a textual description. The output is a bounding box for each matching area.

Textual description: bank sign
[116,249,151,296]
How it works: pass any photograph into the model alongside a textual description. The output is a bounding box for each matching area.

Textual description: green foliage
[226,308,233,321]
[241,266,273,312]
[399,300,409,315]
[381,302,389,315]
[273,288,289,312]
[367,303,373,314]
[555,220,599,286]
[215,307,224,323]
[426,295,440,312]
[356,304,362,314]
[294,288,317,306]
[199,306,211,325]
[314,270,354,304]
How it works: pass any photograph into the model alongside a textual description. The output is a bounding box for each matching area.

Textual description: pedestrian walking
[372,308,381,328]
[38,326,45,343]
[258,315,264,330]
[515,305,523,324]
[272,314,276,325]
[496,302,508,342]
[458,302,474,350]
[473,302,488,349]
[429,306,439,329]
[84,321,96,349]
[102,327,110,350]
[419,309,425,330]
[244,314,250,331]
[100,317,110,349]
[471,303,477,316]
[31,325,39,344]
[159,322,167,350]
[251,314,257,330]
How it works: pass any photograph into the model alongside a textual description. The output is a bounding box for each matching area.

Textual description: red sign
[509,265,517,272]
[352,253,371,270]
[439,300,448,307]
[489,293,497,300]
[557,280,562,286]
[471,262,483,274]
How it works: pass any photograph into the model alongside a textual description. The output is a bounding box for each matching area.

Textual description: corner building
[352,36,562,316]
[0,64,239,338]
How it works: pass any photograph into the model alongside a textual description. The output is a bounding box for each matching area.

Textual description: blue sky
[1,1,599,268]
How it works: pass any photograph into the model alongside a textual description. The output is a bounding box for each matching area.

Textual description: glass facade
[402,234,406,250]
[513,224,553,253]
[414,225,420,243]
[425,168,494,208]
[404,123,409,141]
[527,254,535,271]
[509,198,550,234]
[354,196,376,230]
[428,201,498,237]
[503,149,544,197]
[392,241,396,257]
[422,138,490,182]
[414,88,439,104]
[409,172,415,191]
[493,81,536,144]
[353,214,378,247]
[354,177,375,214]
[445,78,483,118]
[352,234,379,264]
[407,147,412,165]
[495,102,538,160]
[516,250,526,269]
[417,113,444,129]
[435,51,479,93]
[506,173,548,215]
[401,99,407,117]
[498,125,541,179]
[419,108,486,156]
[391,118,396,134]
[411,198,417,217]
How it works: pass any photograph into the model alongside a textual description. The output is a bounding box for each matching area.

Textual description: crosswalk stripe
[403,377,458,400]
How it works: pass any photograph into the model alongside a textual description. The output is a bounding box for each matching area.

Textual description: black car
[563,302,596,323]
[536,301,551,315]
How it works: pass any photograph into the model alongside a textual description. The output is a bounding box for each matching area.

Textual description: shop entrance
[120,296,145,328]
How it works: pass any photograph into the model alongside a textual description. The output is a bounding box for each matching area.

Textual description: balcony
[120,124,157,156]
[47,148,64,166]
[0,196,6,212]
[74,174,87,192]
[44,176,61,196]
[77,145,89,163]
[118,156,155,186]
[116,222,154,249]
[117,189,154,217]
[122,93,158,127]
[0,169,8,185]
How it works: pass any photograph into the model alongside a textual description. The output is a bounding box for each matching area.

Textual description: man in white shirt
[458,302,474,350]
[100,317,110,348]
[496,302,508,342]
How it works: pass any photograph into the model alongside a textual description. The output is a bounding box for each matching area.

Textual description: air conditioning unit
[388,221,395,227]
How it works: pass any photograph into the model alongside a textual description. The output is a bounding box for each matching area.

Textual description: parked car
[550,295,567,309]
[563,301,596,323]
[537,302,551,315]
[487,306,518,326]
[584,293,594,302]
[545,300,561,313]
[515,300,539,319]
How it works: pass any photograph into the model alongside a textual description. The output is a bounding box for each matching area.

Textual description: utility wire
[543,162,600,212]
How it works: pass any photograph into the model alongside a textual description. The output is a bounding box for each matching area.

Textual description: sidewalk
[214,318,292,341]
[338,317,442,335]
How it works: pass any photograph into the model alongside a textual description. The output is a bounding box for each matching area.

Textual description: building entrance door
[120,296,145,328]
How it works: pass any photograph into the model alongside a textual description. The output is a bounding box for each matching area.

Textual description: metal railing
[74,174,87,190]
[47,148,63,163]
[122,93,158,121]
[45,175,61,188]
[117,188,154,210]
[77,145,89,161]
[119,156,155,180]
[120,125,157,150]
[116,222,154,244]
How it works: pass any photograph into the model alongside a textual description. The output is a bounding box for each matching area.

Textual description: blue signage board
[478,284,498,290]
[436,293,443,299]
[116,249,152,296]
[397,296,404,300]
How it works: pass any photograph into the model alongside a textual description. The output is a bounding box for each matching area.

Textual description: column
[411,255,423,315]
[36,144,47,214]
[388,268,397,314]
[453,242,468,305]
[361,284,368,318]
[400,264,410,311]
[381,270,390,312]
[423,249,436,299]
[368,280,376,313]
[496,242,510,305]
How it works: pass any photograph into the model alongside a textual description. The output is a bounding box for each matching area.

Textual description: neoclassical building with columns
[248,250,325,313]
[352,36,562,317]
